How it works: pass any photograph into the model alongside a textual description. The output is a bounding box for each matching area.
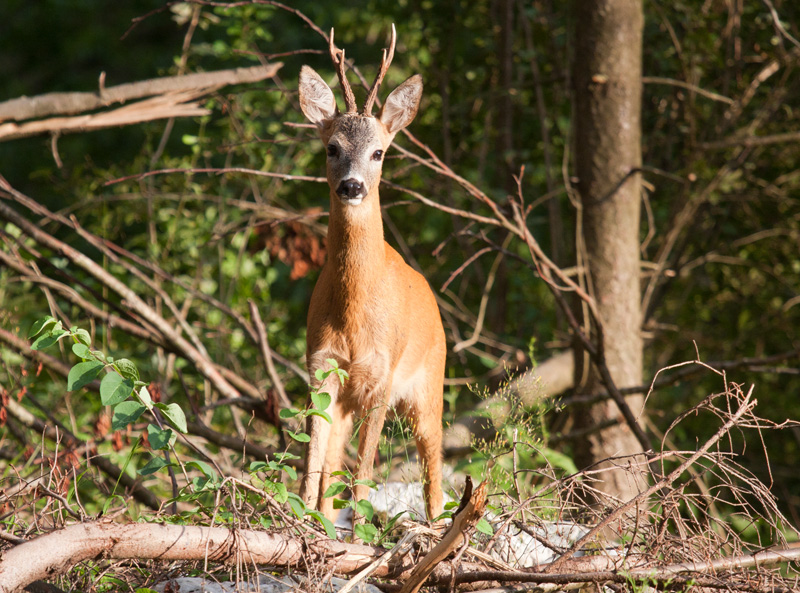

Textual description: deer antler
[328,29,358,114]
[363,23,397,116]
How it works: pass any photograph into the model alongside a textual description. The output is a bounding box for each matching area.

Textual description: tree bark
[571,0,647,500]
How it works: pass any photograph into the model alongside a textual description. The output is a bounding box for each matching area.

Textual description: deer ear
[299,65,338,126]
[379,74,423,134]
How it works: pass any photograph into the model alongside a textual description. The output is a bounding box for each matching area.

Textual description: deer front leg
[318,401,353,521]
[352,391,390,527]
[300,369,342,511]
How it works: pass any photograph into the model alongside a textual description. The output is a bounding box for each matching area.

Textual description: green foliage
[457,375,565,503]
[29,316,187,477]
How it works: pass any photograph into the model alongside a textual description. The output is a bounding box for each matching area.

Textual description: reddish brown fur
[297,37,446,525]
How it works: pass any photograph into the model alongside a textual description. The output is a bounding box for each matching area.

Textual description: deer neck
[325,187,386,312]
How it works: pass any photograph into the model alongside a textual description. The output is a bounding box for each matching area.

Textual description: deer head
[298,25,423,206]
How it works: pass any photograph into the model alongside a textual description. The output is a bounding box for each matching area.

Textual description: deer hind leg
[352,389,390,525]
[409,386,444,523]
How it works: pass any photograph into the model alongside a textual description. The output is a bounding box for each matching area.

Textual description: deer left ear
[379,74,423,134]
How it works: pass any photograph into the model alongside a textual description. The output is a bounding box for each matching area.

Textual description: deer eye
[372,149,384,161]
[327,144,338,157]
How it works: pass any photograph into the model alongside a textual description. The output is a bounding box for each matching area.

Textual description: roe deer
[297,26,446,524]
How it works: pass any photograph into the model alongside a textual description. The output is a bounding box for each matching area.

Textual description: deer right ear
[299,66,338,127]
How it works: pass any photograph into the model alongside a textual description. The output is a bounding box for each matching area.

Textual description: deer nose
[336,178,365,199]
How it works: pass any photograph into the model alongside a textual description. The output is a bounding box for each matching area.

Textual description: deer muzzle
[336,178,366,201]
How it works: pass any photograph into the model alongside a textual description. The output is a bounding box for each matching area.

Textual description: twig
[339,527,422,593]
[642,76,734,104]
[248,299,291,409]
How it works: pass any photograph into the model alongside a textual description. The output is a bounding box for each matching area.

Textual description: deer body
[298,28,445,523]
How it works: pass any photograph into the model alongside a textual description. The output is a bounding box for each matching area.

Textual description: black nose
[336,178,365,199]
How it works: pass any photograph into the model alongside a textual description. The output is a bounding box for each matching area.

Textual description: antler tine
[363,23,397,115]
[328,28,358,113]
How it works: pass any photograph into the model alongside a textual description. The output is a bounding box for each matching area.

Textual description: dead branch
[0,518,651,593]
[0,91,211,141]
[0,65,280,122]
[0,520,482,593]
[399,479,488,593]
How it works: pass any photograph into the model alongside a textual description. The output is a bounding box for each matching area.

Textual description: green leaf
[287,492,306,518]
[28,316,56,338]
[71,343,92,360]
[115,358,139,381]
[434,510,454,522]
[74,328,91,347]
[31,329,67,351]
[311,390,331,411]
[90,350,107,363]
[306,409,332,423]
[314,368,327,382]
[377,512,405,544]
[281,465,297,481]
[354,523,377,543]
[334,368,349,385]
[67,360,104,391]
[147,424,174,450]
[100,373,134,406]
[306,510,337,539]
[155,402,188,434]
[138,455,169,476]
[186,460,218,482]
[322,482,347,498]
[137,385,153,409]
[475,517,494,535]
[354,478,377,488]
[111,401,147,431]
[270,481,288,504]
[249,461,268,472]
[287,430,310,443]
[333,498,350,510]
[355,499,374,521]
[279,407,301,419]
[273,452,301,462]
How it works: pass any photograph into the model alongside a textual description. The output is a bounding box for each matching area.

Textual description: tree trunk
[571,0,646,500]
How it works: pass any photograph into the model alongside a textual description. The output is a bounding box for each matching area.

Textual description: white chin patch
[341,196,364,205]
